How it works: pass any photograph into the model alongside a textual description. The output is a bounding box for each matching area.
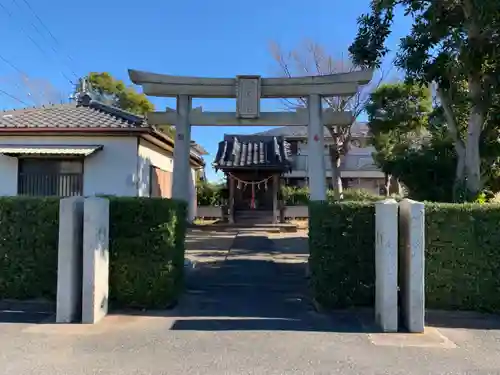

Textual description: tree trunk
[383,173,391,197]
[462,13,485,198]
[329,146,343,200]
[332,155,343,200]
[464,76,484,197]
[395,177,402,195]
[437,86,467,200]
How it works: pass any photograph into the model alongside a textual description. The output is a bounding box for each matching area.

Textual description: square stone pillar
[172,95,192,206]
[375,199,398,332]
[307,94,327,201]
[82,197,110,324]
[56,197,84,323]
[399,199,425,333]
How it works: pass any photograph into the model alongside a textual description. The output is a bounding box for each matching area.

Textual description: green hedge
[308,200,500,313]
[308,201,375,308]
[109,197,187,309]
[281,186,385,206]
[0,197,60,300]
[425,203,500,313]
[0,196,187,310]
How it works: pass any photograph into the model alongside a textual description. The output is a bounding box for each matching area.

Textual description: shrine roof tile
[213,135,292,171]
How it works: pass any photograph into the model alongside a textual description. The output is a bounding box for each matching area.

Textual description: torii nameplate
[236,75,261,119]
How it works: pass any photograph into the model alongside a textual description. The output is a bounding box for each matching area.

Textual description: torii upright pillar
[172,95,192,212]
[307,94,327,201]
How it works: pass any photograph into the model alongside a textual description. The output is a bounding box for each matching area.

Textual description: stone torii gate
[128,70,373,218]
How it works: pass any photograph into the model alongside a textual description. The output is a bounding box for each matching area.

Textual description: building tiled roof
[214,135,292,171]
[255,122,369,139]
[0,94,147,129]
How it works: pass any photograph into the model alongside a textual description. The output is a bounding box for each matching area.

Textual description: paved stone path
[1,228,500,374]
[182,230,366,332]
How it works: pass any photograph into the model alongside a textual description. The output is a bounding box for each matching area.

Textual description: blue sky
[0,0,411,181]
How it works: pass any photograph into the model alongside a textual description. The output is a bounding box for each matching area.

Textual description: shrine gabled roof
[213,135,292,171]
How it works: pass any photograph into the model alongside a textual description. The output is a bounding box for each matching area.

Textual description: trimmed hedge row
[308,201,500,313]
[108,197,187,309]
[0,197,60,300]
[281,186,386,206]
[308,201,375,308]
[0,197,187,310]
[425,203,500,313]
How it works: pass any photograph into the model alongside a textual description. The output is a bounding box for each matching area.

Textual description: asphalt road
[1,230,500,375]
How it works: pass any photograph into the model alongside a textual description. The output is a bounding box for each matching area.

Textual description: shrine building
[213,134,292,224]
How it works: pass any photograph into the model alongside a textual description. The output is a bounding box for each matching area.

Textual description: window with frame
[18,158,84,197]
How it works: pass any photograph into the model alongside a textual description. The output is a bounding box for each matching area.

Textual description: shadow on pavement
[185,229,237,253]
[170,234,377,333]
[0,300,54,324]
[425,310,500,330]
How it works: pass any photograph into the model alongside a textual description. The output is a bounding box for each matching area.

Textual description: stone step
[235,210,274,222]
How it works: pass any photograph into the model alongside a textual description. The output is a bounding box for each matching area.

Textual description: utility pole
[69,76,90,102]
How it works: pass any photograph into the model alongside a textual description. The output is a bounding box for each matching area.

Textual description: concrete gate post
[375,199,398,332]
[82,197,110,324]
[399,199,425,333]
[56,196,84,323]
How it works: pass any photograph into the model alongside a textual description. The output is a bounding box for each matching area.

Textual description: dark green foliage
[308,201,375,308]
[108,197,187,309]
[349,0,500,197]
[0,197,60,300]
[196,180,225,206]
[425,203,500,313]
[391,138,457,202]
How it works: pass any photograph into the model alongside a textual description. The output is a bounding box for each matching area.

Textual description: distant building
[211,122,385,224]
[255,122,385,194]
[0,94,207,220]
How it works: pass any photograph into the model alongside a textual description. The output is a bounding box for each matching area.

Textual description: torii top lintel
[127,69,374,99]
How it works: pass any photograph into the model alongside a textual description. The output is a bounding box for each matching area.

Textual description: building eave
[0,127,205,168]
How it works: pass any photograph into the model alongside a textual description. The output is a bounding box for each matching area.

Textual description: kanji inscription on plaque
[236,75,261,119]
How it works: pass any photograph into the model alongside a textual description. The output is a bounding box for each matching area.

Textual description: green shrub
[0,197,59,300]
[308,201,375,308]
[281,186,385,205]
[108,197,187,309]
[280,186,310,205]
[197,181,225,206]
[336,188,385,202]
[425,203,500,313]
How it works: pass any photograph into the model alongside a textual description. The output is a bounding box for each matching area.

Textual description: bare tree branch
[269,39,388,199]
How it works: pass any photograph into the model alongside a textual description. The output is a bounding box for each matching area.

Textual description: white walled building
[0,94,206,220]
[256,122,385,194]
